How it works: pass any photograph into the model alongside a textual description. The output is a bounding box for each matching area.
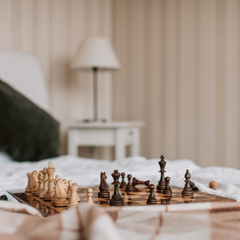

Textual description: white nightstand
[67,121,144,160]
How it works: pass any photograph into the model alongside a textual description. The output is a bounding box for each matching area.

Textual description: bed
[0,50,240,240]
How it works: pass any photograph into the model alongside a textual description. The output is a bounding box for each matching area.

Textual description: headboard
[0,50,49,112]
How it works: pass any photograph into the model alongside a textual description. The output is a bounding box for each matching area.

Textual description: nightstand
[67,121,144,160]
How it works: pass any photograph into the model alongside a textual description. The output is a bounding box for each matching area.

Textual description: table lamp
[71,37,120,121]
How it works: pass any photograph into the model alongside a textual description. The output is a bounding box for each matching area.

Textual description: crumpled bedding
[1,153,240,240]
[1,200,240,240]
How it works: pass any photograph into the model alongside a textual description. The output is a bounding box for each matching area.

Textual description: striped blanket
[0,201,240,240]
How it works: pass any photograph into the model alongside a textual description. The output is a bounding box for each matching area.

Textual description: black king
[157,155,166,192]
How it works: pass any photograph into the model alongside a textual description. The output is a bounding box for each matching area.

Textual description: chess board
[8,185,236,217]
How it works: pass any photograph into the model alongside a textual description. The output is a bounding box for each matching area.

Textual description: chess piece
[132,178,150,187]
[86,188,94,204]
[67,180,80,202]
[44,161,55,201]
[67,181,79,208]
[51,175,60,205]
[39,168,48,198]
[110,170,124,206]
[31,170,39,196]
[77,192,81,202]
[98,172,110,199]
[190,180,199,192]
[209,181,218,190]
[147,184,157,204]
[36,171,43,197]
[157,155,166,192]
[163,177,172,197]
[63,179,68,192]
[25,173,32,193]
[55,179,68,207]
[120,172,127,189]
[182,169,194,197]
[67,180,71,199]
[63,179,72,199]
[125,174,135,192]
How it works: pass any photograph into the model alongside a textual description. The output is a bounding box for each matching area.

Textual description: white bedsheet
[0,152,239,202]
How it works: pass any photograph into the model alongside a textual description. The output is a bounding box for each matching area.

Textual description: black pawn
[182,169,194,197]
[163,177,172,197]
[125,174,135,192]
[110,170,124,206]
[157,155,166,192]
[120,172,127,189]
[147,184,157,205]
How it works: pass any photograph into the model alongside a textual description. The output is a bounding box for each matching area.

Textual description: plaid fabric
[1,201,240,240]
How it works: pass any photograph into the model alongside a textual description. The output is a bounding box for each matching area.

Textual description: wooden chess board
[8,185,236,217]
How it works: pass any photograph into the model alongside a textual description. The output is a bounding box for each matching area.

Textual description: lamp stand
[93,67,98,121]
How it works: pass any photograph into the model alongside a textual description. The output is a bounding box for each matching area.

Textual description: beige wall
[0,0,240,168]
[112,0,240,168]
[0,0,113,156]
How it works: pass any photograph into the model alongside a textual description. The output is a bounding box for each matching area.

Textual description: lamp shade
[71,37,120,70]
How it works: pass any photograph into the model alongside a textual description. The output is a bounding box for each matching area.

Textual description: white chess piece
[39,168,48,198]
[44,161,55,200]
[51,175,59,204]
[25,172,32,193]
[55,179,68,207]
[86,188,94,204]
[67,181,79,209]
[36,171,43,196]
[31,170,39,196]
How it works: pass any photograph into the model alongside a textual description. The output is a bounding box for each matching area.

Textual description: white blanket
[0,152,239,202]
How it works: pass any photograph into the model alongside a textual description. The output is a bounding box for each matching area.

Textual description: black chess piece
[163,177,172,197]
[120,172,127,189]
[157,155,166,192]
[182,169,194,197]
[110,170,124,206]
[132,178,150,187]
[190,180,199,192]
[98,172,110,199]
[125,174,135,192]
[147,184,157,204]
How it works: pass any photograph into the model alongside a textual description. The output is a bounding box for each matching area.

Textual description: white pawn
[86,188,94,204]
[67,180,79,209]
[36,171,43,197]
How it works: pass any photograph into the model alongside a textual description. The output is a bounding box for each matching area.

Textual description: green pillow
[0,79,60,162]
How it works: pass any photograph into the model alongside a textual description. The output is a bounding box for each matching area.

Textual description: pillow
[0,79,60,162]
